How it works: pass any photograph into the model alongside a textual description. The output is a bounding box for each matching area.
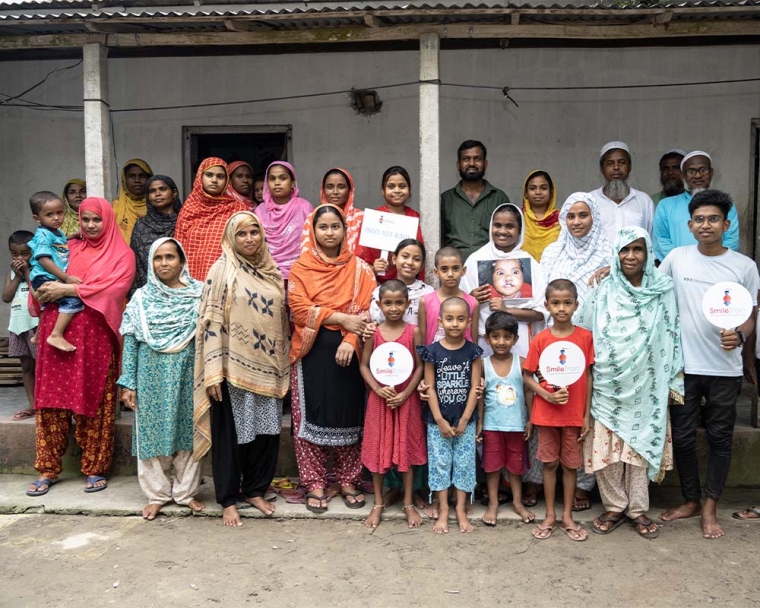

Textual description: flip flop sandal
[84,475,108,493]
[26,478,58,497]
[628,516,659,539]
[559,525,588,542]
[732,507,760,521]
[592,513,626,535]
[12,409,35,421]
[271,478,297,491]
[341,490,366,509]
[305,493,328,514]
[531,524,555,540]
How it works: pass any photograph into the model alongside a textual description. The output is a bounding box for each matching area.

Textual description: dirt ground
[1,513,759,608]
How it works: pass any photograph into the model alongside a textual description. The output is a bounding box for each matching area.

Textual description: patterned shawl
[253,161,313,280]
[120,237,202,353]
[128,175,183,297]
[68,197,136,341]
[113,158,153,244]
[301,167,364,256]
[61,178,86,237]
[521,170,560,261]
[540,192,611,304]
[193,212,290,459]
[576,226,684,481]
[226,160,256,210]
[289,204,376,363]
[174,157,248,281]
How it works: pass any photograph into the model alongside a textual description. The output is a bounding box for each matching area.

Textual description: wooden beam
[1,20,760,50]
[511,13,520,26]
[655,11,674,24]
[363,14,386,28]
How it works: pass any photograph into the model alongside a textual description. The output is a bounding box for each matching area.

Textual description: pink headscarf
[254,161,313,280]
[68,197,136,340]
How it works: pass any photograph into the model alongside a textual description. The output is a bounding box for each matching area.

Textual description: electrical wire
[0,59,82,106]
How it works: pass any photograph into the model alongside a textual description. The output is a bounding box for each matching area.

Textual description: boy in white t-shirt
[659,190,759,540]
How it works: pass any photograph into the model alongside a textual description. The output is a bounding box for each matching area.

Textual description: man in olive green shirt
[440,140,510,260]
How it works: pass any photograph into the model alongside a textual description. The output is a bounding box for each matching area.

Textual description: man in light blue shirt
[653,151,739,261]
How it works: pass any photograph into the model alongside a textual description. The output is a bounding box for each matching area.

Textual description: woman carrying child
[361,279,426,529]
[27,197,135,496]
[289,204,376,513]
[193,212,290,527]
[576,226,682,539]
[118,238,205,521]
[361,166,426,282]
[174,158,249,281]
[254,161,313,284]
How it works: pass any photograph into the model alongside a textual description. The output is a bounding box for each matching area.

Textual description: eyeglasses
[685,166,711,177]
[691,215,723,225]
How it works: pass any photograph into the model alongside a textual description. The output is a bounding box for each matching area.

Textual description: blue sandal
[26,478,58,497]
[84,475,108,493]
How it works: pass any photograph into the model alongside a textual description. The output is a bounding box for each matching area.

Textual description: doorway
[182,125,292,196]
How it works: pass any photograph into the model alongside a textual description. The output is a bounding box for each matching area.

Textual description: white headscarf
[540,192,612,304]
[461,203,548,355]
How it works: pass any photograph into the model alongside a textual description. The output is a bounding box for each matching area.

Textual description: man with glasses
[653,151,739,262]
[440,139,510,260]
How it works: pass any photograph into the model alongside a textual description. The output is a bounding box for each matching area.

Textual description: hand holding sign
[538,341,586,402]
[359,209,420,276]
[702,282,753,351]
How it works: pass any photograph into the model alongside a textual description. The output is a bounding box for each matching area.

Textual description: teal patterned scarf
[576,226,684,480]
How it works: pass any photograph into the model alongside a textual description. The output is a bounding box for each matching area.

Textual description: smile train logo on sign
[387,351,395,368]
[702,281,753,330]
[370,341,414,387]
[539,341,586,388]
[559,349,567,366]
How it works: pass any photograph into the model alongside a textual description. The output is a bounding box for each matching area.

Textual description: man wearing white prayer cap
[653,151,739,261]
[588,141,655,246]
[651,149,686,206]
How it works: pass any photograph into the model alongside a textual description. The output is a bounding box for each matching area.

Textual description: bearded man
[652,149,686,205]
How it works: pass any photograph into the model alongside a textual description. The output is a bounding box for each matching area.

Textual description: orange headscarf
[225,160,256,210]
[301,168,364,256]
[174,157,248,281]
[68,197,136,341]
[289,204,376,364]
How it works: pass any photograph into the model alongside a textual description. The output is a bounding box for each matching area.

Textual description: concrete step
[1,386,758,487]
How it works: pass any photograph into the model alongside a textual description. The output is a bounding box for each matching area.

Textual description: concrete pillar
[83,43,115,201]
[419,32,440,283]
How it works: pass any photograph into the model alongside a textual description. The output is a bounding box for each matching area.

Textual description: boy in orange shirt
[523,279,594,541]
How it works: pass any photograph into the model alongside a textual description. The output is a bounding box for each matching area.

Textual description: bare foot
[483,503,498,526]
[142,503,164,520]
[513,502,535,524]
[573,488,591,511]
[465,500,473,516]
[424,499,439,519]
[46,334,76,352]
[660,501,702,521]
[404,505,423,528]
[245,496,275,516]
[223,505,243,527]
[456,507,473,533]
[433,507,449,534]
[383,488,401,507]
[364,504,384,528]
[188,499,205,512]
[413,490,427,510]
[702,511,725,539]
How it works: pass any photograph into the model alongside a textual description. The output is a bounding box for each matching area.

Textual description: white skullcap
[680,150,712,170]
[664,148,686,157]
[600,141,630,159]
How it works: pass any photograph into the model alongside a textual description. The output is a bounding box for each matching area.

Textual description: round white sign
[370,341,414,386]
[538,341,586,387]
[701,281,753,330]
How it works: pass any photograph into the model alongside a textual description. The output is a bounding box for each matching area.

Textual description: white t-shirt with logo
[660,245,759,376]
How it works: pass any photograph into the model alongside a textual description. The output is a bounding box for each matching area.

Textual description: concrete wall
[1,44,759,329]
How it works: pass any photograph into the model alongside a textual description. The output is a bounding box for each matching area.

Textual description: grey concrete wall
[1,45,759,330]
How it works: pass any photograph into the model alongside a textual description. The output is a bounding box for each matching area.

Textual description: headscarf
[173,157,248,281]
[289,204,376,363]
[129,175,183,297]
[540,192,611,304]
[461,203,548,346]
[253,161,313,280]
[113,158,153,244]
[226,160,256,209]
[67,197,136,341]
[193,212,290,459]
[301,168,364,256]
[120,237,202,353]
[61,178,86,237]
[576,226,683,481]
[521,170,560,261]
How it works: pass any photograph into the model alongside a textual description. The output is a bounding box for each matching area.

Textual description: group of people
[4,138,759,540]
